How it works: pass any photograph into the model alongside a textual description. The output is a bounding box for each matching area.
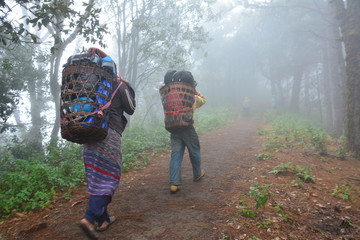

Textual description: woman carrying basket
[79,49,136,239]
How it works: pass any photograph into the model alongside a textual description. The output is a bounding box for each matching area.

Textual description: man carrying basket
[160,70,206,194]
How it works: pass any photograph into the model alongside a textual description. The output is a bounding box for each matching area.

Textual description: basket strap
[98,80,123,112]
[164,107,193,116]
[61,81,124,124]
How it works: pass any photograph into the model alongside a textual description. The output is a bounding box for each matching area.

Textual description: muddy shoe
[97,216,116,232]
[194,170,205,182]
[79,218,99,240]
[170,185,180,193]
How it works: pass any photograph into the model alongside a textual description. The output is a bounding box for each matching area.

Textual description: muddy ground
[0,116,359,240]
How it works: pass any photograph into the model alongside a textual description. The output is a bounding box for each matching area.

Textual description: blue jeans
[170,127,202,185]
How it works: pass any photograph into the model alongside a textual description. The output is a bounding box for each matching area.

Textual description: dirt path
[2,116,360,240]
[0,117,261,240]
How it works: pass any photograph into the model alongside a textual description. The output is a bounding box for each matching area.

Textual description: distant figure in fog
[242,96,250,116]
[271,96,276,109]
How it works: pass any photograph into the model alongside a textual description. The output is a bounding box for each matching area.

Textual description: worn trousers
[84,195,112,226]
[169,127,202,185]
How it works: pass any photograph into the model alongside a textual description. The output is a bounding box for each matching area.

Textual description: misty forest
[1,0,360,239]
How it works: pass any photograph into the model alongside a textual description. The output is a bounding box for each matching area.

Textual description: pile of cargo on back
[60,52,117,131]
[160,71,196,132]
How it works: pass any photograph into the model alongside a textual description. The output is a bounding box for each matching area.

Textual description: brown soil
[0,116,359,240]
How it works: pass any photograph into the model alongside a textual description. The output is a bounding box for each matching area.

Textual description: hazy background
[1,0,358,157]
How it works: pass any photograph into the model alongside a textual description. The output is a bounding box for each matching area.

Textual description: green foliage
[195,108,236,134]
[335,136,347,159]
[270,162,315,183]
[122,125,170,172]
[257,153,273,161]
[291,177,304,187]
[275,203,290,222]
[336,147,347,159]
[249,184,271,210]
[257,128,267,136]
[264,110,277,123]
[256,218,272,228]
[46,141,83,164]
[261,112,329,155]
[0,56,24,125]
[236,185,271,218]
[332,184,351,201]
[294,165,315,183]
[310,132,327,155]
[0,1,108,47]
[0,44,47,133]
[220,233,229,240]
[237,201,258,217]
[248,237,262,240]
[269,162,294,174]
[0,144,84,218]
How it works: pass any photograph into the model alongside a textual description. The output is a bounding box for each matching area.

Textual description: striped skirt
[83,128,122,196]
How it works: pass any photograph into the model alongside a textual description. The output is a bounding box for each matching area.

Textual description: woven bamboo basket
[159,82,195,132]
[60,62,114,144]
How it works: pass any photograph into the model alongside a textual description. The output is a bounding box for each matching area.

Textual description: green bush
[261,112,329,155]
[195,107,235,134]
[0,157,84,217]
[122,125,170,172]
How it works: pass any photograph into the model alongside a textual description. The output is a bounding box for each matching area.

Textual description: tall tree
[103,0,213,123]
[333,0,360,158]
[105,0,212,89]
[0,44,24,131]
[24,0,108,146]
[0,0,108,148]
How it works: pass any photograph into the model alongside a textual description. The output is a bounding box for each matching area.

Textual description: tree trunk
[27,75,44,153]
[303,73,311,117]
[321,39,334,131]
[327,1,345,137]
[316,68,324,125]
[48,0,96,147]
[20,6,44,152]
[49,52,61,147]
[334,0,360,158]
[329,30,345,137]
[290,68,303,113]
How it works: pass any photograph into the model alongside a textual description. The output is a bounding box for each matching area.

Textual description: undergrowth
[262,111,334,155]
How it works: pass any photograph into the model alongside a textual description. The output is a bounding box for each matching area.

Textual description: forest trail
[1,116,360,240]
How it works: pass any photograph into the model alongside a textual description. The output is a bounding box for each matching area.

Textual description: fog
[0,0,355,150]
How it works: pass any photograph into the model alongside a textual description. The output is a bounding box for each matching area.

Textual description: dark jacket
[109,81,136,135]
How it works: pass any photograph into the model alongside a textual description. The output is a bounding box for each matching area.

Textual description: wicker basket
[60,62,114,144]
[159,82,195,133]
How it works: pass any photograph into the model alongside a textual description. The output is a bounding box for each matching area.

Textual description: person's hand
[195,91,204,98]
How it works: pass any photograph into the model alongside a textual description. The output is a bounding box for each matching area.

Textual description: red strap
[164,107,193,116]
